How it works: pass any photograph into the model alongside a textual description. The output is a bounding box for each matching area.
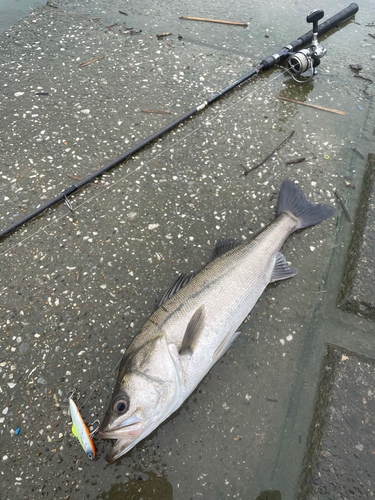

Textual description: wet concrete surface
[0,0,375,498]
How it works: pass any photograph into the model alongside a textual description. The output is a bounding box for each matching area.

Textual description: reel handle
[306,9,324,33]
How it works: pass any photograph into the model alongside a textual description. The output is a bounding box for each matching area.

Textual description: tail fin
[277,179,336,230]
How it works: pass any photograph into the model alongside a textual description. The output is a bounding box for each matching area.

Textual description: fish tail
[277,179,335,230]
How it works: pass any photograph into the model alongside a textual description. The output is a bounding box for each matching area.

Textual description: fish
[98,179,335,462]
[69,398,96,460]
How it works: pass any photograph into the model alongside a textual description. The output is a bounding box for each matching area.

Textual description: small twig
[242,130,295,176]
[67,174,104,187]
[286,157,306,165]
[369,33,375,39]
[278,96,346,115]
[80,55,105,67]
[67,174,83,180]
[89,17,101,21]
[119,10,128,16]
[179,16,248,27]
[123,29,141,35]
[141,109,172,114]
[354,74,373,83]
[76,266,82,283]
[334,190,352,222]
[157,32,172,37]
[352,147,365,159]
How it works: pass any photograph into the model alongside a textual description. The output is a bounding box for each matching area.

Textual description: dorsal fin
[179,305,205,355]
[154,239,241,311]
[270,252,298,282]
[211,238,242,261]
[154,273,196,310]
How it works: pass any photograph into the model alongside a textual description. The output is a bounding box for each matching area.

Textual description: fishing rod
[0,3,359,241]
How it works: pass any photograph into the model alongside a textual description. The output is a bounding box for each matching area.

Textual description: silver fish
[99,179,335,462]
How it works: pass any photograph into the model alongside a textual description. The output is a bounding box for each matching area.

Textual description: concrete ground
[0,0,374,498]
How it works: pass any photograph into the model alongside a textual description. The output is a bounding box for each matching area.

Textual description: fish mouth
[98,418,144,463]
[99,421,143,441]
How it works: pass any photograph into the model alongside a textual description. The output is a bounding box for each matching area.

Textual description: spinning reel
[286,9,327,82]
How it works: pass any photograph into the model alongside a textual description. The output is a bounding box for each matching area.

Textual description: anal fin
[270,252,298,283]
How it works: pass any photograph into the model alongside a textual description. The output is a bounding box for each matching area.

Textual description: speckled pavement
[0,1,375,499]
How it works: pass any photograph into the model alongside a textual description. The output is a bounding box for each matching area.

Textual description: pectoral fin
[270,252,298,282]
[179,305,205,355]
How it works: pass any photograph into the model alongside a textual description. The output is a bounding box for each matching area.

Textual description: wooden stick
[67,174,103,187]
[286,157,306,165]
[179,16,248,27]
[352,147,365,159]
[278,96,346,115]
[80,55,105,67]
[157,32,172,37]
[334,190,352,222]
[242,130,295,176]
[67,174,83,180]
[141,109,172,114]
[354,74,373,83]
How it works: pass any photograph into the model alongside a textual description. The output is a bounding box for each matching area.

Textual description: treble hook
[89,419,101,437]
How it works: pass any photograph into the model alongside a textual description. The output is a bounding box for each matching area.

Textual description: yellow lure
[69,398,96,460]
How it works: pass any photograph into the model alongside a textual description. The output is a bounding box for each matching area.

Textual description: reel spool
[286,9,327,82]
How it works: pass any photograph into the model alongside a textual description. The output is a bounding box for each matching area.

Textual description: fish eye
[87,452,94,460]
[112,395,129,414]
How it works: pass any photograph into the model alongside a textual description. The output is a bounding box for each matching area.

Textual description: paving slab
[298,345,375,499]
[0,1,374,499]
[337,153,375,321]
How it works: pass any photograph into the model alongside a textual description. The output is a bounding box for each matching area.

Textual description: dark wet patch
[97,471,173,500]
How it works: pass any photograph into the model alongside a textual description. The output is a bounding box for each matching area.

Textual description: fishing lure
[69,398,96,460]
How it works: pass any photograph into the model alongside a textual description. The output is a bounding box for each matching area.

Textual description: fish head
[98,371,173,462]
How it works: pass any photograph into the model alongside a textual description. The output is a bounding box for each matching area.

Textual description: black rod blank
[0,3,359,240]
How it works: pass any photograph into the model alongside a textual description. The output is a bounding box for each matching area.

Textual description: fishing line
[3,66,291,438]
[56,51,337,421]
[0,58,340,422]
[58,68,291,418]
[1,68,286,257]
[0,3,359,244]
